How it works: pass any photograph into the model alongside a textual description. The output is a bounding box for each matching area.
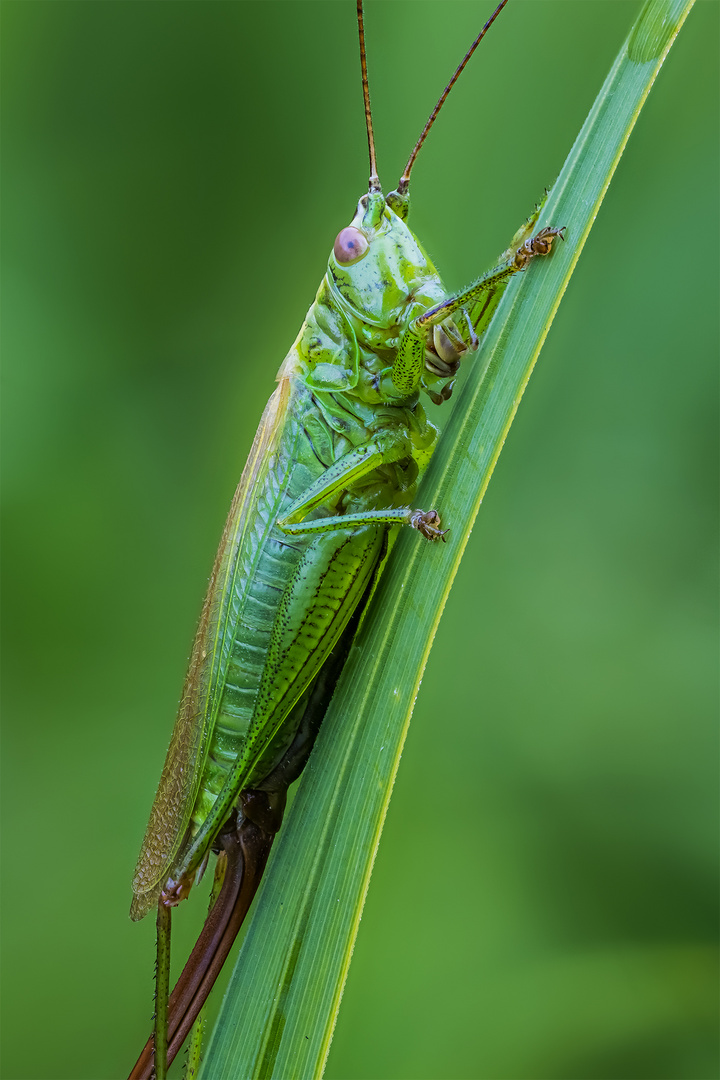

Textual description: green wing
[130,376,293,921]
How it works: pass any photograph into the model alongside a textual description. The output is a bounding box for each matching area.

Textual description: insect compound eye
[333,226,369,265]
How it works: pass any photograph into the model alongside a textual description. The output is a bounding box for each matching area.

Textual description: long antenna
[397,0,509,194]
[357,0,381,193]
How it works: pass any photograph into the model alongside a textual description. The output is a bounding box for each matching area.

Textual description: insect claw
[410,509,448,542]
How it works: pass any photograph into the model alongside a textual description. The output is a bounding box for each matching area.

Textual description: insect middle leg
[277,430,447,541]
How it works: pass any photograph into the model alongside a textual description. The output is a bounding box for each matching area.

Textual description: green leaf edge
[199,2,695,1076]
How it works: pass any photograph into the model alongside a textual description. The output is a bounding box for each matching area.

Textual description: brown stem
[164,819,275,1067]
[127,831,246,1080]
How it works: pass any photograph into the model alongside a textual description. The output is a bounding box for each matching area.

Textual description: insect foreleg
[418,226,565,332]
[388,225,565,398]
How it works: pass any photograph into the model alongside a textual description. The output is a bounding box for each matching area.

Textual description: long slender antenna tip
[357,0,380,192]
[399,0,509,193]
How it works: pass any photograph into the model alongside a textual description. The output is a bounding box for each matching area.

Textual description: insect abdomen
[187,397,323,829]
[190,531,304,827]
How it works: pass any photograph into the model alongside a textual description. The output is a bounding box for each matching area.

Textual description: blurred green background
[1,2,717,1078]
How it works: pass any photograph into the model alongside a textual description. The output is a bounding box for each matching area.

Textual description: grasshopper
[128,1,563,1075]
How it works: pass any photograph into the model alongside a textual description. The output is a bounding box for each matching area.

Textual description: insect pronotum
[128,2,564,1075]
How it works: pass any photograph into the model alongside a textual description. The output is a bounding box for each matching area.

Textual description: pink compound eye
[333,226,368,265]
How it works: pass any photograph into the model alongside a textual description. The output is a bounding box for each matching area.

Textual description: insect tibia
[418,221,565,345]
[503,198,546,257]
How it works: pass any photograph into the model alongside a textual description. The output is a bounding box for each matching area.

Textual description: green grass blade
[199,2,695,1076]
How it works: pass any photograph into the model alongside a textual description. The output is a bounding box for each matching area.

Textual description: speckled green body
[131,194,453,920]
[130,187,560,922]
